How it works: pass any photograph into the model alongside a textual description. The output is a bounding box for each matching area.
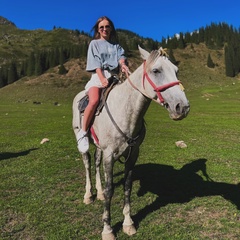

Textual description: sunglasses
[99,25,111,30]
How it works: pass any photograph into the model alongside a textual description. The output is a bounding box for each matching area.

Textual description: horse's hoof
[101,232,116,240]
[97,192,105,201]
[83,197,93,205]
[123,224,137,236]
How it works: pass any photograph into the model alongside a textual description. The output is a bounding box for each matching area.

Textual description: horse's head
[138,46,190,120]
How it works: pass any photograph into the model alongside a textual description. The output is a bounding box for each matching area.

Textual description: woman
[77,16,129,153]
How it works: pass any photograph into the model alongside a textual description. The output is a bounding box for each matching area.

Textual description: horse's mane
[146,47,169,70]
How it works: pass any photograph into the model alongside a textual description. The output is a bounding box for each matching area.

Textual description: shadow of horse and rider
[114,158,240,231]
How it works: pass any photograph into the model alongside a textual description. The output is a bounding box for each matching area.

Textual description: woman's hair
[91,16,118,42]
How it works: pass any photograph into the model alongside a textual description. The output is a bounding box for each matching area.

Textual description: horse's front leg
[82,152,94,204]
[101,151,115,240]
[122,148,139,236]
[94,148,104,201]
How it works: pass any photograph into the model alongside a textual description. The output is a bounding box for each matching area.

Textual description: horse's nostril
[164,103,169,109]
[183,104,190,116]
[176,103,181,114]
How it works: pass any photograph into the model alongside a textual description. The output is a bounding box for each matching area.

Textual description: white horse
[72,46,190,240]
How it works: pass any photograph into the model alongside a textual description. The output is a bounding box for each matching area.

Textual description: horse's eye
[152,68,160,74]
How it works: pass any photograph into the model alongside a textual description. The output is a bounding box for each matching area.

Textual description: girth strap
[103,97,140,145]
[103,96,144,164]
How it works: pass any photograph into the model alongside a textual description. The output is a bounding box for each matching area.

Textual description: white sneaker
[77,130,89,153]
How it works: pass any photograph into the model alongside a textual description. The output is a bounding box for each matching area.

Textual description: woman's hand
[120,62,130,75]
[96,68,109,88]
[100,77,109,88]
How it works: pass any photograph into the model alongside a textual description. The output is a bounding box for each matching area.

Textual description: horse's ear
[138,45,150,60]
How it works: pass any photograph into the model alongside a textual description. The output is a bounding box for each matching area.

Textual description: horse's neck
[126,71,151,117]
[110,69,151,125]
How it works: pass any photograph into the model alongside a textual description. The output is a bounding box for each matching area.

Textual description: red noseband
[142,61,180,104]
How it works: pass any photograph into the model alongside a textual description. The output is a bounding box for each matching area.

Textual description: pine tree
[207,54,215,68]
[0,68,4,88]
[198,27,205,43]
[27,52,35,76]
[225,45,235,77]
[35,58,42,76]
[59,47,66,65]
[19,61,26,78]
[168,48,177,65]
[7,62,18,84]
[178,33,185,49]
[161,37,167,48]
[167,36,178,49]
[35,52,44,76]
[129,38,139,50]
[49,48,59,68]
[1,66,8,87]
[184,32,191,43]
[58,64,67,75]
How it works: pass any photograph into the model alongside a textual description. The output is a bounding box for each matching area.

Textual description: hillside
[0,16,239,103]
[0,16,16,27]
[0,26,89,65]
[0,42,237,105]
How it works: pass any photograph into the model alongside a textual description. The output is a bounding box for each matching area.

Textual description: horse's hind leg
[94,148,105,201]
[82,152,94,204]
[122,149,139,236]
[72,95,93,204]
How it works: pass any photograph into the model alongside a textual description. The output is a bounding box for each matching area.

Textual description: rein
[102,96,144,164]
[103,96,141,145]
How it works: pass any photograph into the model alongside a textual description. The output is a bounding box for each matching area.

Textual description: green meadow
[1,78,240,239]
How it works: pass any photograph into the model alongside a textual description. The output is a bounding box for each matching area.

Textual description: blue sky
[1,0,239,41]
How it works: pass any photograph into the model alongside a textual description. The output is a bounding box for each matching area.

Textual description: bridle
[127,60,182,105]
[142,61,181,104]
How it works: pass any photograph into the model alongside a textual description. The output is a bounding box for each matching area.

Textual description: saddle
[78,75,119,116]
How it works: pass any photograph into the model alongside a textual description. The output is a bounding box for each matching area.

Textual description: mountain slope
[0,16,239,102]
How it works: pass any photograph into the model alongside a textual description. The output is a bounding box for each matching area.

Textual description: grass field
[1,78,240,239]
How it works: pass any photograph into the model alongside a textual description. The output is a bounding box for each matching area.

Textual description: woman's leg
[77,87,101,153]
[82,87,101,131]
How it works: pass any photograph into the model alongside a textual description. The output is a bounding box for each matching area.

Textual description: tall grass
[1,80,240,239]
